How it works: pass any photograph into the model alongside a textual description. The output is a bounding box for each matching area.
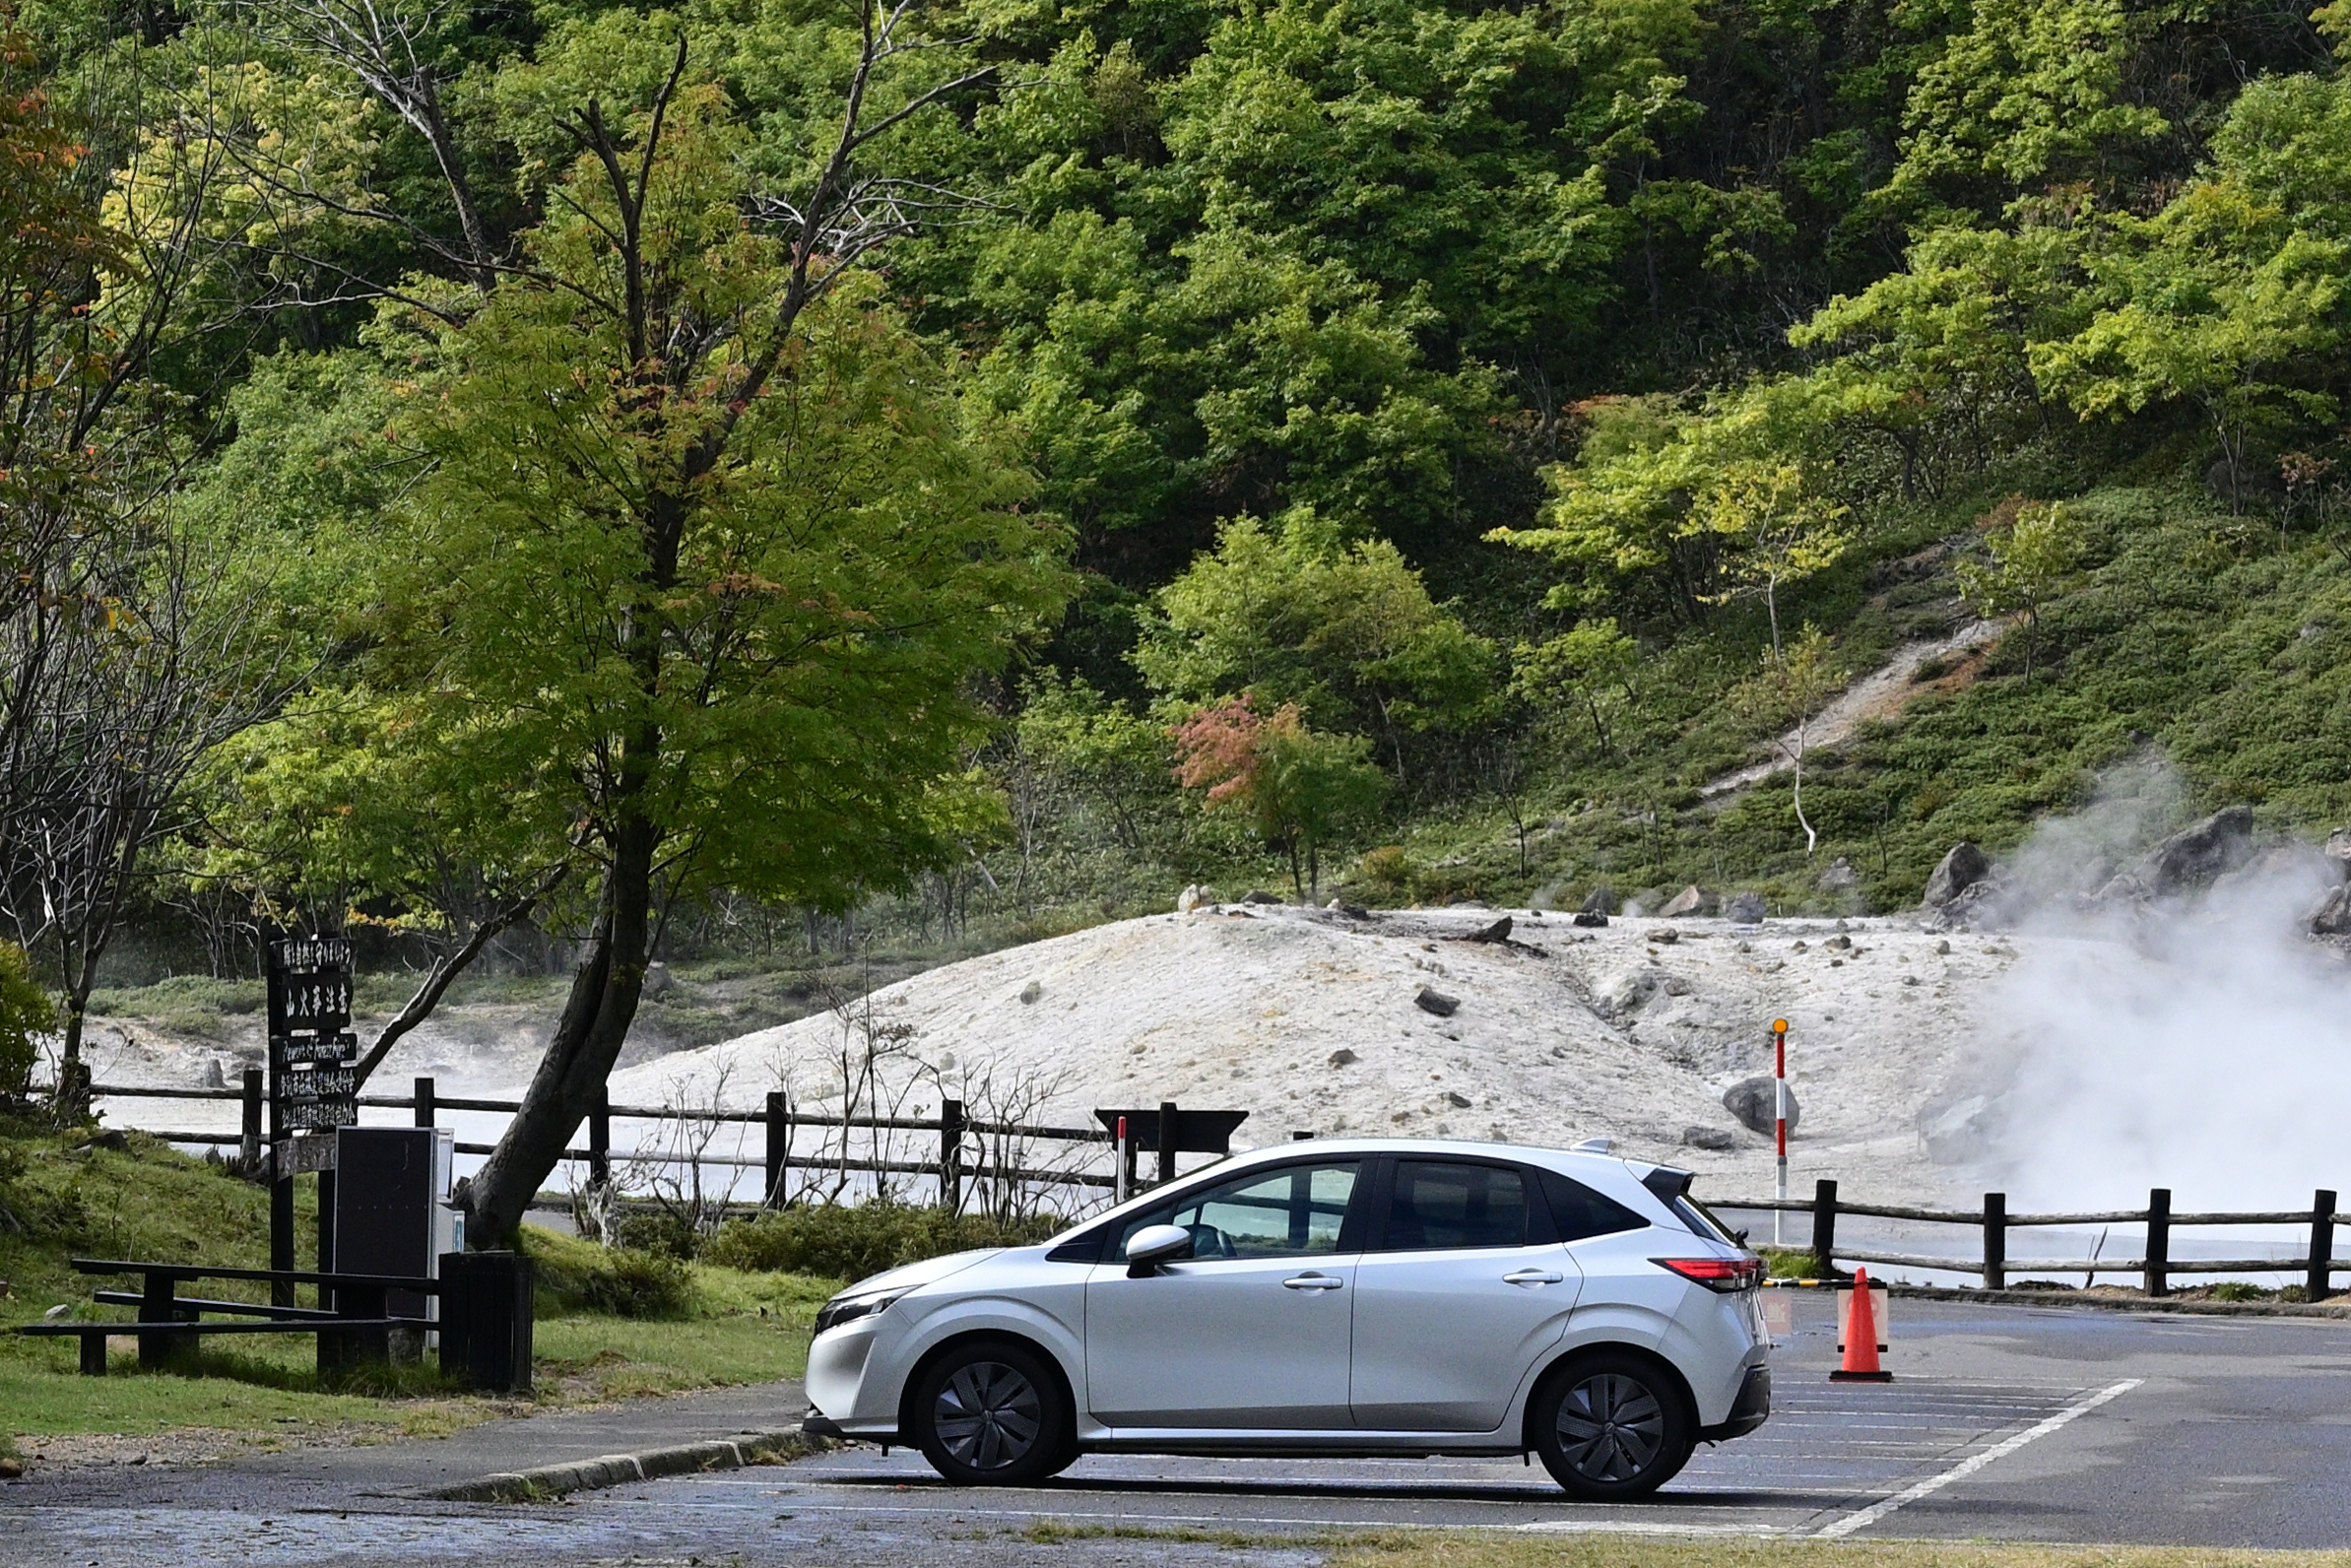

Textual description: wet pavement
[11,1294,2351,1564]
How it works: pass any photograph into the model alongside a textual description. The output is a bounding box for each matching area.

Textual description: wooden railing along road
[1712,1178,2347,1300]
[63,1082,2350,1296]
[72,1074,1127,1210]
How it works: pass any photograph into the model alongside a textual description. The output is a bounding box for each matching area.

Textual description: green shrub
[522,1226,699,1319]
[704,1201,1063,1283]
[613,1209,700,1260]
[0,942,53,1098]
[2211,1280,2274,1302]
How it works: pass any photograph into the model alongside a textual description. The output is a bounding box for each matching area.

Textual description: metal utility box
[333,1127,459,1324]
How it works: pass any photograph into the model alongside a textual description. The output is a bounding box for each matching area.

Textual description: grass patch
[0,1121,835,1439]
[1019,1521,1278,1547]
[1325,1536,2351,1568]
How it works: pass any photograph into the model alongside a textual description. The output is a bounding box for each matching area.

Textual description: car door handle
[1503,1270,1565,1286]
[1282,1273,1344,1290]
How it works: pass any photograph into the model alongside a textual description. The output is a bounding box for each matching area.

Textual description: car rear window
[1538,1169,1649,1241]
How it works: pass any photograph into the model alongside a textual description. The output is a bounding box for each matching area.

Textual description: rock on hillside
[610,904,2023,1204]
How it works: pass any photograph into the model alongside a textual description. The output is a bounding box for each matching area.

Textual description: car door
[1348,1157,1583,1432]
[1084,1158,1364,1429]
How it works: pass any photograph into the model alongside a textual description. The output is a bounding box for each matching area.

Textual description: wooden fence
[75,1075,1126,1210]
[1712,1178,2347,1300]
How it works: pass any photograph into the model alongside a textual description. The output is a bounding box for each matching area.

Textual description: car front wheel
[911,1339,1075,1486]
[1531,1352,1693,1501]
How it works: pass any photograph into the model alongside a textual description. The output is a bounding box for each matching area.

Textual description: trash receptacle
[438,1250,534,1393]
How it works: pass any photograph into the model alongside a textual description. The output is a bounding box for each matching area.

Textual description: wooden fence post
[589,1088,611,1190]
[764,1091,789,1209]
[940,1098,966,1214]
[1812,1179,1839,1274]
[1983,1191,2006,1290]
[2310,1189,2337,1304]
[239,1068,263,1173]
[2144,1188,2171,1297]
[415,1076,435,1130]
[1157,1100,1178,1187]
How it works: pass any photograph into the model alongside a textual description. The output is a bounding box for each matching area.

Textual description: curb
[416,1429,822,1503]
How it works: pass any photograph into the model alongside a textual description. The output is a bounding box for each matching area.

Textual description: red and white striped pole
[1115,1115,1130,1205]
[1772,1018,1790,1246]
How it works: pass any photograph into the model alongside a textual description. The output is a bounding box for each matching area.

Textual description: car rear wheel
[911,1339,1075,1486]
[1531,1352,1693,1500]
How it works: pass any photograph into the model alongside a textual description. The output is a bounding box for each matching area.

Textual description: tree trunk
[464,821,654,1246]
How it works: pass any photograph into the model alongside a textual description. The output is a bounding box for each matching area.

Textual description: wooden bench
[13,1259,438,1376]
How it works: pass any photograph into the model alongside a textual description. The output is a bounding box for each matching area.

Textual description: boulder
[1176,884,1211,913]
[1722,1076,1797,1139]
[1462,916,1514,944]
[1681,1126,1737,1151]
[1328,1048,1359,1068]
[1816,856,1858,893]
[1572,911,1609,928]
[1018,979,1043,1004]
[2314,884,2351,938]
[2133,805,2255,895]
[1413,985,1460,1017]
[1580,885,1617,916]
[1660,884,1711,918]
[1240,888,1284,905]
[1918,1089,1993,1164]
[2325,828,2351,876]
[644,959,675,997]
[1726,890,1768,925]
[1922,842,1992,907]
[1652,927,1679,946]
[1594,971,1659,1016]
[1928,877,2005,930]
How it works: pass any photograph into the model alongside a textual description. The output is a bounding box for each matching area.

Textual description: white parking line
[1811,1379,2142,1538]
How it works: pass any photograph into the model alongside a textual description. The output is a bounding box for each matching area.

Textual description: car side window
[1538,1168,1650,1241]
[1379,1160,1532,1251]
[1112,1161,1360,1262]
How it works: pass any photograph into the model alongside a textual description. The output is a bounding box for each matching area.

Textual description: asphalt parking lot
[14,1293,2351,1566]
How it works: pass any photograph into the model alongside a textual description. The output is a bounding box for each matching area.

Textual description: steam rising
[1969,761,2351,1209]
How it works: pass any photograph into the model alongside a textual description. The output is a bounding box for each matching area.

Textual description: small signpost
[268,938,358,1302]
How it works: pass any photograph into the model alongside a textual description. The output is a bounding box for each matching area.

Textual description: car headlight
[813,1286,911,1336]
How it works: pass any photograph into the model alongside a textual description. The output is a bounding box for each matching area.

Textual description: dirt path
[1700,618,2004,800]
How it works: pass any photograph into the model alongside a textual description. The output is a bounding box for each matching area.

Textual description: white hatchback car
[802,1138,1769,1499]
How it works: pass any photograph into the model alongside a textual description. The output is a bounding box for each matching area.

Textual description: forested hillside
[3,0,2351,1209]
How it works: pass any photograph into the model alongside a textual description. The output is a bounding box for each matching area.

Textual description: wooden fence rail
[71,1078,1124,1209]
[1709,1178,2343,1300]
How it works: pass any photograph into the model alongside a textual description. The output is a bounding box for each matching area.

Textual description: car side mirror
[1126,1223,1194,1278]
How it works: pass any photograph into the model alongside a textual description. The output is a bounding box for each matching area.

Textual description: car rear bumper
[1701,1362,1770,1441]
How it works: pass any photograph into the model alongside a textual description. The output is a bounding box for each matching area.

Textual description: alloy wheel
[931,1359,1044,1470]
[1553,1371,1667,1482]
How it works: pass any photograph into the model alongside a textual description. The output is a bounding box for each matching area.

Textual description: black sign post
[268,938,358,1306]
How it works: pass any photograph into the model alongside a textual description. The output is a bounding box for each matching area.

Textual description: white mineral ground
[69,904,2064,1209]
[601,905,2023,1208]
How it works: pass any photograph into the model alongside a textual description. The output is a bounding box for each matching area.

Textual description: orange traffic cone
[1831,1265,1893,1382]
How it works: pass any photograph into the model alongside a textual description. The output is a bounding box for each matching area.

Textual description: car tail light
[1653,1256,1764,1292]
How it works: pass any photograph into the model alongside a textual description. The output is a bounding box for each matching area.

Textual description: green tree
[1172,695,1385,899]
[1956,497,2086,685]
[1697,458,1855,667]
[1510,618,1637,756]
[1135,508,1495,780]
[378,61,1068,1246]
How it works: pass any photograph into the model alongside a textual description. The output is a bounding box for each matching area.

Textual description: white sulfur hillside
[607,903,2022,1205]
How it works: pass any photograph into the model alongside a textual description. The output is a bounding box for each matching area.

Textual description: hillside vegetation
[0,0,2348,1189]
